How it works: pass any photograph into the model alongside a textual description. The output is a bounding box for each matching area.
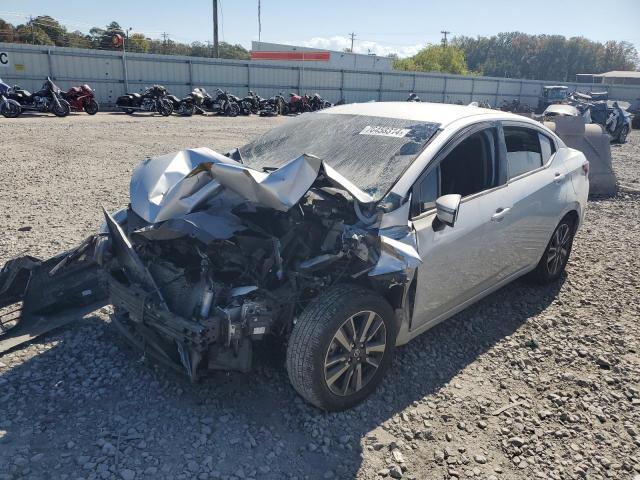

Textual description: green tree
[394,45,469,74]
[127,33,150,53]
[0,19,17,43]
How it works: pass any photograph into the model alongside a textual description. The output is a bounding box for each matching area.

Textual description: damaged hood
[127,147,420,276]
[130,147,374,223]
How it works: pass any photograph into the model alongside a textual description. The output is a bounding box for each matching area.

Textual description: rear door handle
[554,172,566,184]
[491,207,511,222]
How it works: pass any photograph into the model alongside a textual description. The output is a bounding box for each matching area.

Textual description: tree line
[0,16,250,59]
[395,33,638,81]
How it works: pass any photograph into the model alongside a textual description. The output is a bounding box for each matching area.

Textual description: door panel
[411,187,510,330]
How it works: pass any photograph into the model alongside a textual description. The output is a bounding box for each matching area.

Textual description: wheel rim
[620,126,628,143]
[324,310,386,396]
[546,223,571,275]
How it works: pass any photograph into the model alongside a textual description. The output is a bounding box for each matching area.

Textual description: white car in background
[0,102,589,411]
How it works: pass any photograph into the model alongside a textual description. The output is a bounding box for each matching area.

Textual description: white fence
[1,42,639,107]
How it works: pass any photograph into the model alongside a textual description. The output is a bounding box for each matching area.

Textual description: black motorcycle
[309,93,332,111]
[240,91,263,114]
[259,92,286,117]
[209,89,240,117]
[167,88,209,116]
[116,85,173,116]
[7,77,70,117]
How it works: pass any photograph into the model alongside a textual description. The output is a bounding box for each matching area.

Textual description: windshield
[239,113,439,200]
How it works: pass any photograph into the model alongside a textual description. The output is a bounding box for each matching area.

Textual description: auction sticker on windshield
[359,125,410,138]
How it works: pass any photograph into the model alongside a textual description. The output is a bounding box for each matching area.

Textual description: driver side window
[413,127,499,215]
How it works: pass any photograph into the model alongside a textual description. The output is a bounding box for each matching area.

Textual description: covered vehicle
[0,103,589,411]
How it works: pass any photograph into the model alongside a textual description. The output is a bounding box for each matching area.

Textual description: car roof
[320,101,520,129]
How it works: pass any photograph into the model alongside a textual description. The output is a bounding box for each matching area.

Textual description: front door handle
[491,207,511,222]
[554,172,566,184]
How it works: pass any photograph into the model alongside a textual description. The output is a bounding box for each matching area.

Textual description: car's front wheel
[530,216,576,284]
[286,284,397,411]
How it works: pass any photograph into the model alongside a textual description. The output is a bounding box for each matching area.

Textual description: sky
[1,0,639,58]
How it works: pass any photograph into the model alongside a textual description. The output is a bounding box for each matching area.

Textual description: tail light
[582,161,590,176]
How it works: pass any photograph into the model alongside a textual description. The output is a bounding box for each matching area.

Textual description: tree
[127,33,150,53]
[394,45,469,75]
[0,19,17,43]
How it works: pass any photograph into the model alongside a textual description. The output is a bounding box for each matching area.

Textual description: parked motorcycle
[6,77,70,117]
[500,98,532,114]
[406,92,421,102]
[606,101,632,144]
[0,78,22,118]
[210,89,240,117]
[308,93,332,111]
[259,92,286,117]
[116,85,173,116]
[166,88,209,116]
[241,91,263,114]
[286,93,311,114]
[227,92,252,115]
[61,84,99,115]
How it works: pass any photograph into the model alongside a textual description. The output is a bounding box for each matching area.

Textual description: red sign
[250,51,330,61]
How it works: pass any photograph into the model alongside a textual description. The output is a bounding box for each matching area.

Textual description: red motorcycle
[61,84,99,115]
[286,92,311,114]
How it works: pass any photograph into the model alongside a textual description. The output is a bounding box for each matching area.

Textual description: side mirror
[435,194,461,227]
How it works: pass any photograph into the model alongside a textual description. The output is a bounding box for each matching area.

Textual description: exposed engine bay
[0,147,423,380]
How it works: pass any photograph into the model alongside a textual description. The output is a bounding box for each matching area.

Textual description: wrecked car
[0,102,590,411]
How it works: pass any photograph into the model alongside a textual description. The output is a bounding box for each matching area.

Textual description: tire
[226,103,239,117]
[616,125,629,144]
[286,284,397,411]
[529,216,576,284]
[52,100,70,117]
[123,108,135,115]
[158,99,173,117]
[178,104,194,116]
[83,99,99,115]
[1,101,21,118]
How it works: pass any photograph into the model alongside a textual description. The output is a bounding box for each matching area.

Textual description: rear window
[239,113,439,200]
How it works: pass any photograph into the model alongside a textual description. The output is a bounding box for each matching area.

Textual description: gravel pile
[0,114,638,480]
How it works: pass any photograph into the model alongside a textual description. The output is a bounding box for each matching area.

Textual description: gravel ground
[0,113,638,480]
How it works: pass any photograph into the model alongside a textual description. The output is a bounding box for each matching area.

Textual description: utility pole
[161,32,169,54]
[440,30,451,47]
[29,16,34,44]
[349,32,356,53]
[213,0,220,58]
[258,0,261,43]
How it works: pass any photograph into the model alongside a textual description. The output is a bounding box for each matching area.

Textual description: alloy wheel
[547,223,571,276]
[323,310,386,396]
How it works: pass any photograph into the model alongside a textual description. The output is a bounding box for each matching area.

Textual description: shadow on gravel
[0,275,565,479]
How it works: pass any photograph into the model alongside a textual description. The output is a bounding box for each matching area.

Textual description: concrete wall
[1,42,638,107]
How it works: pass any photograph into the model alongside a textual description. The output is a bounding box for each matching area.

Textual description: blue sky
[1,0,639,57]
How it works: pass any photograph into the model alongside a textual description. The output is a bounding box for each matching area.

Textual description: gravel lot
[0,113,638,480]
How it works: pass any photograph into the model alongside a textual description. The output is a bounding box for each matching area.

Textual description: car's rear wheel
[286,284,396,411]
[530,216,576,284]
[617,125,629,144]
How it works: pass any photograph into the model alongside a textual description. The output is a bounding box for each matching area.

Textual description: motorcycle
[116,85,173,116]
[167,88,209,116]
[259,93,286,117]
[308,93,332,111]
[241,91,263,114]
[286,93,311,114]
[6,77,70,117]
[0,78,22,118]
[61,84,99,115]
[500,98,532,114]
[406,92,421,102]
[606,101,632,144]
[210,89,240,117]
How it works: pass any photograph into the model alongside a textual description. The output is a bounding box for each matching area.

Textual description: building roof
[593,70,640,79]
